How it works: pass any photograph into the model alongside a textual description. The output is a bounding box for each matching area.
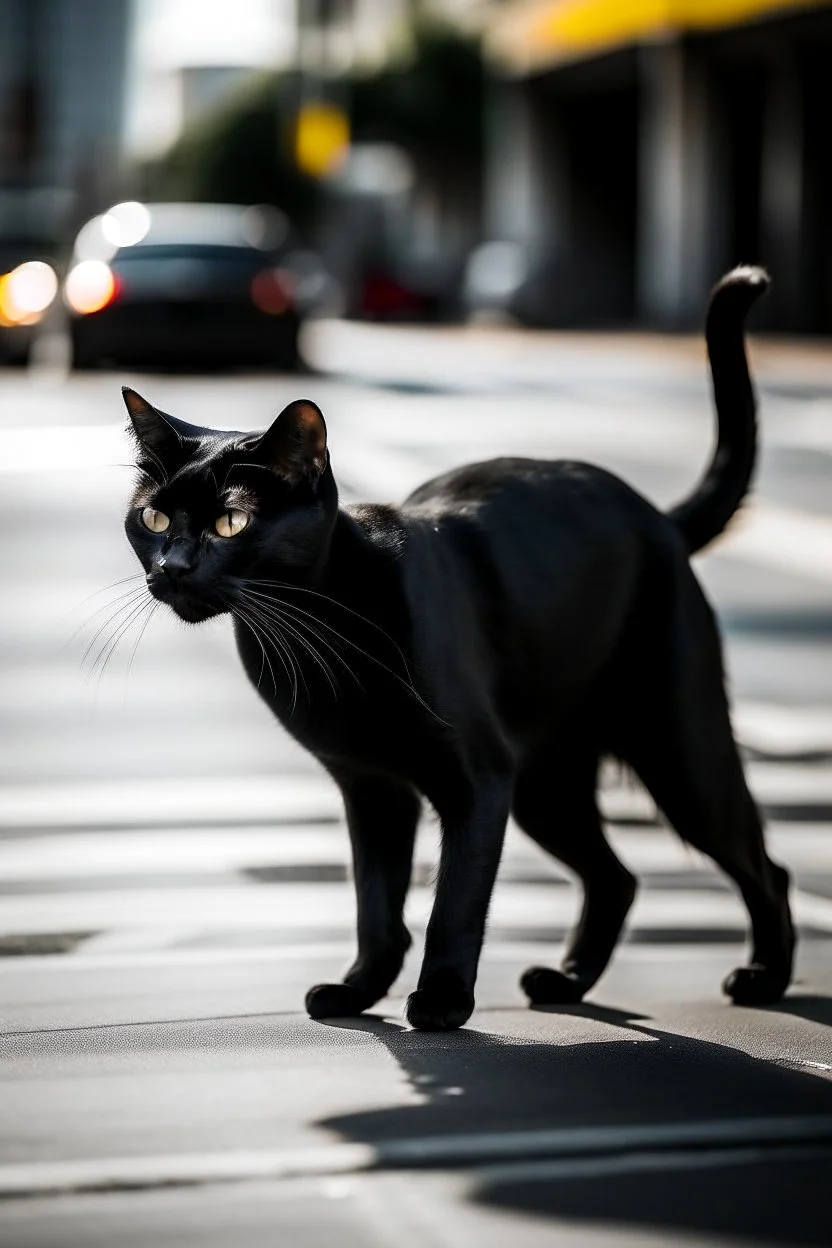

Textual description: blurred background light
[0,262,58,326]
[73,216,119,264]
[101,201,152,249]
[240,205,290,251]
[464,242,528,309]
[335,144,415,198]
[64,261,118,315]
[250,268,292,315]
[295,101,350,179]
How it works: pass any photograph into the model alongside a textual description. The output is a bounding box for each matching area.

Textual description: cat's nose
[149,547,195,584]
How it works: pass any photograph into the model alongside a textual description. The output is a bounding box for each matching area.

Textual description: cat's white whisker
[233,607,279,700]
[78,588,149,672]
[247,579,415,675]
[64,581,146,653]
[234,601,304,712]
[239,590,346,702]
[243,601,308,712]
[242,581,445,724]
[262,606,339,702]
[88,594,154,688]
[125,600,161,683]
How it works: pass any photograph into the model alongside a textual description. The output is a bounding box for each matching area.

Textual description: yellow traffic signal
[295,102,349,178]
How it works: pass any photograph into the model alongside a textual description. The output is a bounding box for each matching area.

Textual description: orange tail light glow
[0,261,59,327]
[65,261,120,315]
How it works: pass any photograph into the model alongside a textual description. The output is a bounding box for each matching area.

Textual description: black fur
[124,267,794,1030]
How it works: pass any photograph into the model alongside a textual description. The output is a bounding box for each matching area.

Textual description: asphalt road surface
[1,323,831,1247]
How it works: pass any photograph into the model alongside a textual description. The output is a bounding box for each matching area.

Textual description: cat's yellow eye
[215,509,249,538]
[141,507,170,533]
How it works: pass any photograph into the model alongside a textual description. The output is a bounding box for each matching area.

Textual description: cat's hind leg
[623,574,794,1005]
[305,772,419,1020]
[514,744,636,1005]
[627,688,794,1005]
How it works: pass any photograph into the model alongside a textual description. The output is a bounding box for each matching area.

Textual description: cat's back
[398,456,671,713]
[403,456,657,536]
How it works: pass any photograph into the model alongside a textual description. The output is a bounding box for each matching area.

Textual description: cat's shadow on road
[315,996,832,1247]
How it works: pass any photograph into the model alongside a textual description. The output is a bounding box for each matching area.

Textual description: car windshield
[114,244,271,268]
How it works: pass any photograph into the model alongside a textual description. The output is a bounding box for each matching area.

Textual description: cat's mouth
[168,598,223,624]
[147,581,224,624]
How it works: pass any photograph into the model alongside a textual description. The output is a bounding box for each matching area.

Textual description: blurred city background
[2,0,832,353]
[1,3,832,1247]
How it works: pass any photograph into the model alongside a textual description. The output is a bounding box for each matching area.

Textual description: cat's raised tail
[669,265,770,554]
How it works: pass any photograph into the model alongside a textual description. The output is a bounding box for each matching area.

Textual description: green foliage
[150,73,320,228]
[148,19,485,220]
[350,18,485,164]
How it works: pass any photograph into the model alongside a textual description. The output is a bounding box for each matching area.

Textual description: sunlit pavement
[1,323,832,1245]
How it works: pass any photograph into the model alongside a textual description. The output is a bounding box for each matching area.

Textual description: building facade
[485,0,832,331]
[0,0,133,248]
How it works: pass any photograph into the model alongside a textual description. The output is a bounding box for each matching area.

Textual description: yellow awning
[488,0,831,74]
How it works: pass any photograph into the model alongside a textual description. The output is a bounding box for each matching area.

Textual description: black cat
[123,266,794,1031]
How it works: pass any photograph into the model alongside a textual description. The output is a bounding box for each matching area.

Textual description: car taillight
[250,268,294,315]
[0,261,59,326]
[65,261,120,315]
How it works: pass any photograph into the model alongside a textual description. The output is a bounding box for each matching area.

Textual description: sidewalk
[302,318,832,397]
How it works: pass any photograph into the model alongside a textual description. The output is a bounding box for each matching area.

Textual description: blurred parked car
[0,243,59,366]
[63,202,307,371]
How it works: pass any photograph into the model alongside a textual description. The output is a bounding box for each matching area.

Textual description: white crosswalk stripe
[1,743,831,964]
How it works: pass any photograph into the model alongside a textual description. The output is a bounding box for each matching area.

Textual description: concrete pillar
[485,80,565,256]
[637,40,716,328]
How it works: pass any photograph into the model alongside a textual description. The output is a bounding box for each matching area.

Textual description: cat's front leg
[306,772,420,1020]
[406,772,512,1031]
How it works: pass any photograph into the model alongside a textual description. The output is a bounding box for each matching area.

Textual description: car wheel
[70,336,97,370]
[276,347,302,373]
[272,320,302,372]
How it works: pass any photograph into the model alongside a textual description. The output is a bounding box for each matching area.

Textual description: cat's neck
[239,504,409,647]
[318,504,407,609]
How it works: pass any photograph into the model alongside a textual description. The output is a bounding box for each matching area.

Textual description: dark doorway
[714,59,766,274]
[559,74,640,324]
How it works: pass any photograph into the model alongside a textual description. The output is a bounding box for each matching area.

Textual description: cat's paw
[405,981,474,1031]
[722,965,789,1006]
[305,982,370,1019]
[520,965,586,1005]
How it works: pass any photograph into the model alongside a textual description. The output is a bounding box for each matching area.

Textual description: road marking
[1,821,830,883]
[466,1141,832,1185]
[1,759,830,831]
[0,882,792,938]
[746,760,832,805]
[0,1144,373,1200]
[0,775,343,830]
[732,702,832,758]
[0,941,354,975]
[0,937,815,976]
[713,502,832,582]
[0,826,356,880]
[1,1115,831,1199]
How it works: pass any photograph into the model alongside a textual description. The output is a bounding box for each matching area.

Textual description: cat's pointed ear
[255,399,328,485]
[122,387,185,461]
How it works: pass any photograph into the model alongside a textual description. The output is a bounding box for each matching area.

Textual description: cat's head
[123,387,337,623]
